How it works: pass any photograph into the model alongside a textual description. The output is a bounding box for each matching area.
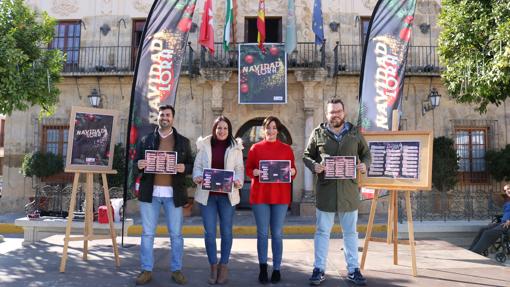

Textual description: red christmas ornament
[244,54,254,64]
[129,126,138,145]
[404,15,414,24]
[177,18,192,32]
[240,83,249,93]
[269,47,279,56]
[399,27,411,42]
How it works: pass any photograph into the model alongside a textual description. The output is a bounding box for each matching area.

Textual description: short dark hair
[211,116,236,147]
[158,104,175,116]
[327,98,344,109]
[262,116,282,131]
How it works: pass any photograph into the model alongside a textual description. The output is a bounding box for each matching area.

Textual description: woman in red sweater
[246,116,296,284]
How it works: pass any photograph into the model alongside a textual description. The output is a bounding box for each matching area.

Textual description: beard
[158,120,171,129]
[329,117,344,128]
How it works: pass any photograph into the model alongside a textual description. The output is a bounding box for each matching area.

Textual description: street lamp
[422,87,441,115]
[88,88,102,108]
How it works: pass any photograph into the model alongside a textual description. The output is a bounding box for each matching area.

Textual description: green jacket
[303,122,371,212]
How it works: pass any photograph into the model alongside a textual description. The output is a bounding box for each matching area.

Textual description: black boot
[270,270,281,283]
[258,263,269,284]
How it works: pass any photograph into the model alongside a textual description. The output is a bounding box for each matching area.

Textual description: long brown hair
[211,116,236,147]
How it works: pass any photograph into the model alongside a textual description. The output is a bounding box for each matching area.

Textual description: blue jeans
[252,204,288,270]
[139,196,183,272]
[314,208,359,273]
[200,194,235,265]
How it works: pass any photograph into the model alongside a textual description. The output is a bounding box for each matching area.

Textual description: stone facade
[1,0,508,213]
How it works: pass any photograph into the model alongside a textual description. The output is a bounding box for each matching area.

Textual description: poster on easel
[360,131,433,191]
[65,106,119,172]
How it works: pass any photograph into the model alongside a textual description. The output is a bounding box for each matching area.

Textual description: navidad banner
[238,44,287,104]
[125,0,197,192]
[358,0,417,131]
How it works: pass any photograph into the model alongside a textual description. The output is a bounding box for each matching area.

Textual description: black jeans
[469,222,507,254]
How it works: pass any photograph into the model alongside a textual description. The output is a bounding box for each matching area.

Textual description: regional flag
[285,0,297,54]
[358,0,417,131]
[223,0,233,50]
[257,0,266,50]
[312,0,324,45]
[199,0,215,54]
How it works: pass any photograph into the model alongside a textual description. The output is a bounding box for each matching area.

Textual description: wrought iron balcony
[52,43,196,75]
[52,42,441,76]
[333,42,442,75]
[200,42,327,69]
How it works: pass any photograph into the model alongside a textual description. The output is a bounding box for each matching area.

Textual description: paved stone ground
[0,235,508,287]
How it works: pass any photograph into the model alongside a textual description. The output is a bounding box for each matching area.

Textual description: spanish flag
[257,0,265,50]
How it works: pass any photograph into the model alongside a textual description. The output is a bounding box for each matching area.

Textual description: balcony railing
[52,42,441,76]
[200,42,327,69]
[53,43,195,75]
[333,42,442,75]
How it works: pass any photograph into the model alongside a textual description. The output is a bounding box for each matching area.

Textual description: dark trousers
[469,222,507,254]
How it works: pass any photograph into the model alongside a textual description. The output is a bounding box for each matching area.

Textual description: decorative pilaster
[199,70,232,117]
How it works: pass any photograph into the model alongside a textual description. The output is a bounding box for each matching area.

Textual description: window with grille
[41,125,71,183]
[42,125,69,159]
[50,21,81,71]
[455,128,489,183]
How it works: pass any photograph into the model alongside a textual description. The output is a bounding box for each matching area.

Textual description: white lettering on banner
[76,126,108,138]
[147,37,175,125]
[373,41,401,129]
[242,61,282,76]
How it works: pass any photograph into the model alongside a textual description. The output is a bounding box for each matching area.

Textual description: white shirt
[152,185,174,198]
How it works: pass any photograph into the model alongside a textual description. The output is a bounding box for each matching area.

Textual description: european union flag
[312,0,324,45]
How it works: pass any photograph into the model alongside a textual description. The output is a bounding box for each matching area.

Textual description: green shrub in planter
[21,151,64,178]
[486,144,510,182]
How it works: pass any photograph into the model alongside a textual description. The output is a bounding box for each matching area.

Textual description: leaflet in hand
[259,160,291,183]
[202,168,235,193]
[144,150,177,174]
[323,156,357,179]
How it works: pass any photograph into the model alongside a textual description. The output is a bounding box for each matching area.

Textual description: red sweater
[246,140,296,204]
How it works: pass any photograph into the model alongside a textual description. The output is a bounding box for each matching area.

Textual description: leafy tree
[432,137,459,192]
[0,0,64,115]
[485,144,510,182]
[438,1,510,113]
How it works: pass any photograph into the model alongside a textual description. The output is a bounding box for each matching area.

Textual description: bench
[15,217,134,246]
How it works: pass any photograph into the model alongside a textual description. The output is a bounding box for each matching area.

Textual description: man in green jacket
[303,98,371,286]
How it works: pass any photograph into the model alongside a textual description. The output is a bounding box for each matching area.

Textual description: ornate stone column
[294,70,327,215]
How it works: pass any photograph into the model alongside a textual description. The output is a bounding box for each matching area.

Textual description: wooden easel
[360,111,418,276]
[59,169,120,272]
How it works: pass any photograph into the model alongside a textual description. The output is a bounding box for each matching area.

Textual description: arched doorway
[235,118,293,209]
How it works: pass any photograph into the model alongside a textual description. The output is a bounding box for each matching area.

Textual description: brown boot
[135,270,152,285]
[208,264,218,284]
[216,264,228,284]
